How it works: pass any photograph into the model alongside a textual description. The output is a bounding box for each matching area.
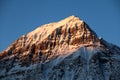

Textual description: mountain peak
[24,15,98,47]
[0,16,120,80]
[61,15,81,21]
[58,15,82,26]
[0,16,100,61]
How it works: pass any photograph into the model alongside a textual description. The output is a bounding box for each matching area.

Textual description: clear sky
[0,0,120,52]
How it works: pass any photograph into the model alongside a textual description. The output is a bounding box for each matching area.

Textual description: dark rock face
[0,16,120,80]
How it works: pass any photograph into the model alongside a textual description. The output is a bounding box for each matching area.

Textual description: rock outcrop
[0,15,120,80]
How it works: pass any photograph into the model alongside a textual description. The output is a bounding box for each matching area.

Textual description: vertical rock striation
[0,15,120,80]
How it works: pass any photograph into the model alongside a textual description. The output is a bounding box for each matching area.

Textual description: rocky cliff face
[0,16,120,80]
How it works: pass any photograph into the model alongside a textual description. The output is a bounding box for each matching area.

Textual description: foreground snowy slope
[0,16,120,80]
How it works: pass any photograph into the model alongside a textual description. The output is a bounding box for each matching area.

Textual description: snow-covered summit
[0,16,120,80]
[1,15,100,59]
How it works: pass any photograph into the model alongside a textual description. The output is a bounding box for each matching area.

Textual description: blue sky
[0,0,120,52]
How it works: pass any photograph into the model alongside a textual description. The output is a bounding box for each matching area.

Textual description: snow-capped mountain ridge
[24,15,98,47]
[0,16,120,80]
[0,15,100,60]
